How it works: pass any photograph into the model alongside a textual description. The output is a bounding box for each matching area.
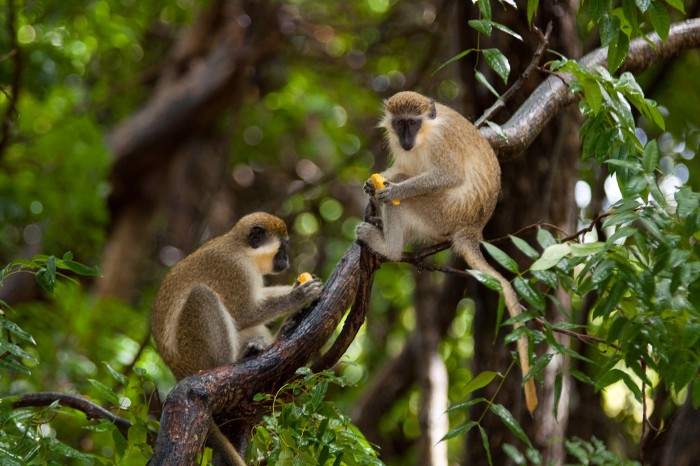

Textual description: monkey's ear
[428,99,436,119]
[247,226,267,249]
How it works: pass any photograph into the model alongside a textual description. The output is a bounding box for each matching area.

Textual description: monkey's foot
[367,215,383,229]
[241,337,268,359]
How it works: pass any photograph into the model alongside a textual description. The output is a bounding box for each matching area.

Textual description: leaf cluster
[248,368,382,466]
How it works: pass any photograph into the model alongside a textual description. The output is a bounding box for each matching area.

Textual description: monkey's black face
[392,116,422,151]
[273,241,289,273]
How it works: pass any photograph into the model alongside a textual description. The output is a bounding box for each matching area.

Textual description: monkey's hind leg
[176,284,240,377]
[356,204,407,261]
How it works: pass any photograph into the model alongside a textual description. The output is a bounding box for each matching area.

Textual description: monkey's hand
[292,276,323,303]
[363,178,377,197]
[374,181,400,204]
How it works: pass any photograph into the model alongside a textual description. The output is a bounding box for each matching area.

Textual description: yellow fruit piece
[297,272,313,284]
[369,173,400,205]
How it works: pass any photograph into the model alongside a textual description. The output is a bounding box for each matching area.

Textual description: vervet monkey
[151,212,323,465]
[356,91,538,414]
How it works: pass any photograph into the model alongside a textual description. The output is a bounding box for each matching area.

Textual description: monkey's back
[151,235,257,370]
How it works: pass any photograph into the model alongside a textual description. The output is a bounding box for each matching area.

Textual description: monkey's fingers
[375,188,397,204]
[364,179,376,196]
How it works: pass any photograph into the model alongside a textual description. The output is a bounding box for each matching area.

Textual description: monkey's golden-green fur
[151,212,323,465]
[357,91,538,414]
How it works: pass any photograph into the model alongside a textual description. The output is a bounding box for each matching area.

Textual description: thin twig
[475,22,553,128]
[533,318,620,351]
[488,222,571,245]
[562,211,614,242]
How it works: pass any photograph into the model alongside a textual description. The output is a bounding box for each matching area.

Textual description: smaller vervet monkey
[356,91,538,414]
[151,212,323,465]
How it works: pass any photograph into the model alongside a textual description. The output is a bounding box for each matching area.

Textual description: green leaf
[536,229,556,248]
[599,14,620,47]
[483,242,519,274]
[479,426,493,466]
[483,48,510,84]
[570,369,595,385]
[0,356,32,374]
[89,379,121,405]
[595,368,625,391]
[35,256,57,295]
[485,120,508,140]
[447,397,488,414]
[606,226,638,245]
[665,0,685,13]
[592,280,626,319]
[490,404,533,447]
[463,371,498,395]
[0,318,36,344]
[0,337,37,362]
[435,49,475,74]
[605,158,643,172]
[513,277,545,311]
[569,242,606,257]
[588,0,609,22]
[492,22,523,41]
[553,372,563,419]
[503,443,526,465]
[648,0,670,42]
[469,19,493,35]
[510,236,539,260]
[527,0,539,26]
[58,260,101,277]
[524,352,553,382]
[104,362,129,386]
[636,0,651,12]
[442,420,478,441]
[478,0,492,20]
[475,70,500,98]
[582,77,603,114]
[531,270,558,288]
[642,140,659,172]
[48,439,96,460]
[467,270,502,292]
[608,30,630,73]
[531,244,571,271]
[675,187,700,219]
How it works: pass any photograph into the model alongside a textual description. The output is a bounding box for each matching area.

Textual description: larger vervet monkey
[356,91,538,414]
[152,212,323,465]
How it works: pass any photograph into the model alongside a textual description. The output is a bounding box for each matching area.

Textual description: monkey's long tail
[208,422,247,466]
[452,233,538,415]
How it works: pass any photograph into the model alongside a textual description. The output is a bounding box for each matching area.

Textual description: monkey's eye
[408,119,417,127]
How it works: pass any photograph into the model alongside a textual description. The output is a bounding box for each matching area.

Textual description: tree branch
[482,18,700,159]
[475,22,553,128]
[13,392,134,440]
[151,242,373,464]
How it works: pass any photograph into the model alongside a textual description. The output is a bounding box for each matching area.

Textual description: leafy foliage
[248,368,382,466]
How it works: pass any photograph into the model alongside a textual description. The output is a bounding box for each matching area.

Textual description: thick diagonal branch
[483,18,700,158]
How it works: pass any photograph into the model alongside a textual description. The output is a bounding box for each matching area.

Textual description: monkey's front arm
[367,170,462,204]
[236,278,323,328]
